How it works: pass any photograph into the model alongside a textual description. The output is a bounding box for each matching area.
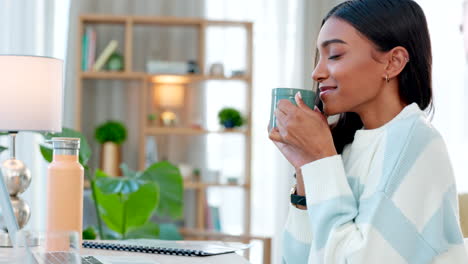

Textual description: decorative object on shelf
[178,163,193,179]
[187,60,199,74]
[146,60,189,74]
[93,40,118,71]
[209,63,225,76]
[105,52,124,71]
[231,70,246,77]
[192,168,201,182]
[0,55,63,247]
[39,128,184,241]
[202,169,221,184]
[152,77,186,127]
[160,111,177,126]
[95,120,127,177]
[218,108,245,129]
[227,177,239,185]
[147,113,158,126]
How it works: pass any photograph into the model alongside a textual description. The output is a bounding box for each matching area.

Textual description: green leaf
[158,223,183,240]
[0,146,6,154]
[41,127,92,166]
[39,145,53,163]
[125,222,160,239]
[94,182,159,236]
[120,163,138,178]
[139,161,184,219]
[95,170,146,195]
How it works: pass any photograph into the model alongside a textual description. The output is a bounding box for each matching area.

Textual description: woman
[269,0,468,263]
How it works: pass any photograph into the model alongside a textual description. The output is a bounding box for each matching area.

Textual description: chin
[322,104,341,116]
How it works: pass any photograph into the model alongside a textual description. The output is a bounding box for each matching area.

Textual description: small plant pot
[100,142,121,176]
[222,120,236,129]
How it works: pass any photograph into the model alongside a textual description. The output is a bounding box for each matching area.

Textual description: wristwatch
[290,184,307,208]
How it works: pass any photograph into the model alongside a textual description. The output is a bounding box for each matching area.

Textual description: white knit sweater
[283,103,468,263]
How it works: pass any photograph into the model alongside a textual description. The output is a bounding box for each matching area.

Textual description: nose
[312,59,328,83]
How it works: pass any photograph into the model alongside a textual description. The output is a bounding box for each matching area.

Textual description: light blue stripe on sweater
[380,116,437,197]
[422,185,464,254]
[357,192,437,263]
[283,229,310,264]
[308,195,357,250]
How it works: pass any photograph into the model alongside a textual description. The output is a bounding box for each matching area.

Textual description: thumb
[295,91,314,113]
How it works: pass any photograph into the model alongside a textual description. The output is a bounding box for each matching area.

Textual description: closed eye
[328,54,342,60]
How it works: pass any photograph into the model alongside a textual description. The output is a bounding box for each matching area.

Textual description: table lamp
[0,55,63,246]
[152,75,187,126]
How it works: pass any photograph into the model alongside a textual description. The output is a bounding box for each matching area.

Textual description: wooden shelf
[81,71,146,80]
[184,181,248,189]
[80,15,252,27]
[81,71,250,82]
[77,14,254,238]
[145,127,247,135]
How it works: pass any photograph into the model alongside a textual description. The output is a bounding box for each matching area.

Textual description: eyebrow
[321,39,348,48]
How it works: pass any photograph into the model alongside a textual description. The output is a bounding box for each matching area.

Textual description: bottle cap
[47,137,80,150]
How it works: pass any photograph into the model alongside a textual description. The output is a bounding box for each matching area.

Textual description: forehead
[317,17,373,49]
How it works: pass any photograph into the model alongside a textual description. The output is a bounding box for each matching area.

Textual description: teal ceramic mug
[269,88,316,131]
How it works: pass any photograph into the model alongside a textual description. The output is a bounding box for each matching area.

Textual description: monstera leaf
[139,161,184,219]
[94,170,160,239]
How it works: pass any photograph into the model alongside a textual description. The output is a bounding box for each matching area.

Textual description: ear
[383,47,410,81]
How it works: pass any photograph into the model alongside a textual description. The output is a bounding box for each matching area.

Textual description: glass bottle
[46,138,84,242]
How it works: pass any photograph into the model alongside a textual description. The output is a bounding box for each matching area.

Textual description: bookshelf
[76,15,253,238]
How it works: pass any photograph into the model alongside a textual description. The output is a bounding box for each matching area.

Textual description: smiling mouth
[319,86,337,92]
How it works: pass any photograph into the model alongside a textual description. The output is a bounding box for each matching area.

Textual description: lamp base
[0,230,38,247]
[0,231,13,247]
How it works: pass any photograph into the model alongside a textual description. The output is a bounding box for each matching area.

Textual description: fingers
[295,91,315,114]
[276,99,295,114]
[268,127,285,143]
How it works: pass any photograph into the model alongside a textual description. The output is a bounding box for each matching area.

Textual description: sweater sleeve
[282,204,313,264]
[301,132,468,263]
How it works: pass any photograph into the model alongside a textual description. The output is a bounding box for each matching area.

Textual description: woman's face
[312,17,387,115]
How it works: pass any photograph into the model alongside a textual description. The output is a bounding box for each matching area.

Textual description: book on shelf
[81,26,96,71]
[93,39,118,71]
[209,205,222,232]
[87,27,96,70]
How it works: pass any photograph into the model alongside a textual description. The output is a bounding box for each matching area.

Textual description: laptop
[0,170,158,264]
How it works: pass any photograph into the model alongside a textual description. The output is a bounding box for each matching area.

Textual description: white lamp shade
[0,55,63,132]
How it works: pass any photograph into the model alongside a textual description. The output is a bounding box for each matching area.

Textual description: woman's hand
[268,92,337,168]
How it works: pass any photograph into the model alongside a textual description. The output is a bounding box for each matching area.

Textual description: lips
[319,86,337,99]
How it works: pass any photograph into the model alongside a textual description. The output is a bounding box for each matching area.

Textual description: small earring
[385,74,389,83]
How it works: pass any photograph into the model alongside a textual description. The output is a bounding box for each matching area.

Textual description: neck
[355,82,407,129]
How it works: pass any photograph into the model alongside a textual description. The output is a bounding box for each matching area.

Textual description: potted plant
[218,108,244,129]
[95,121,127,176]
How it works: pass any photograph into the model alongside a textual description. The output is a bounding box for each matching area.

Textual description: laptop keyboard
[33,252,103,264]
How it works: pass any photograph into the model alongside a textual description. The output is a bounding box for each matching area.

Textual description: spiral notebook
[82,239,247,257]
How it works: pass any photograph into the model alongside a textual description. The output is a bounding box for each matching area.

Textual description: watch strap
[291,193,307,206]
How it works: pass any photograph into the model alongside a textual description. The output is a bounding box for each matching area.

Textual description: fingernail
[296,91,302,99]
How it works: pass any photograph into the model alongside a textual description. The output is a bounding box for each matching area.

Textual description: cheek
[330,57,382,96]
